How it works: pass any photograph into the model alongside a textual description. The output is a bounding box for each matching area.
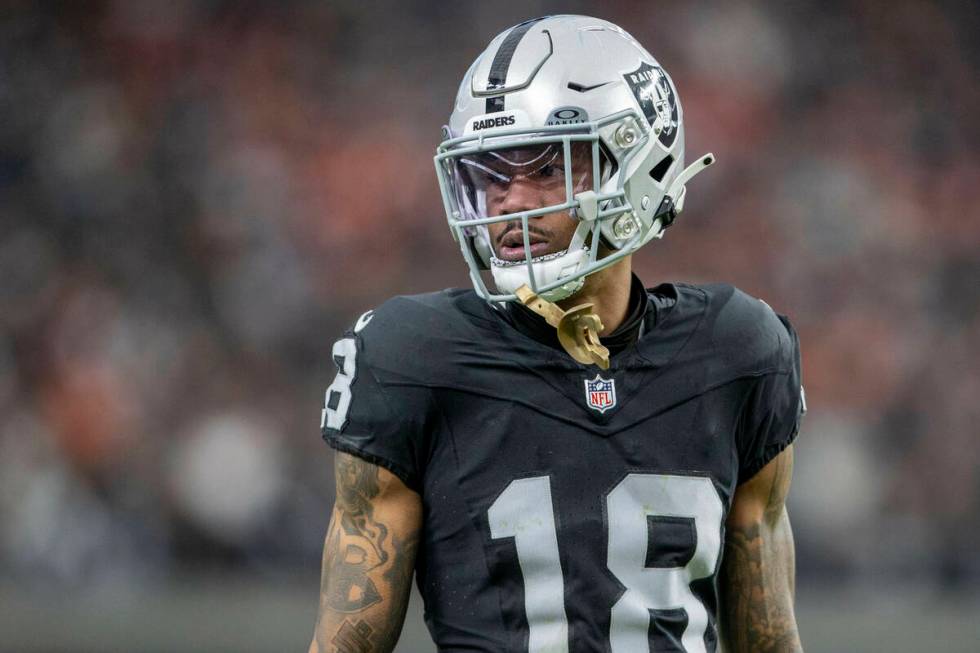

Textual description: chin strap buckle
[515,285,610,370]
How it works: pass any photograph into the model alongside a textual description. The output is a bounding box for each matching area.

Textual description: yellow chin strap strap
[515,285,610,370]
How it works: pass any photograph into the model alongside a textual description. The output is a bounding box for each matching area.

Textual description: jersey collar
[499,274,652,357]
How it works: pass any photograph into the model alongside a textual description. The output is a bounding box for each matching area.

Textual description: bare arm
[720,445,803,653]
[309,452,423,653]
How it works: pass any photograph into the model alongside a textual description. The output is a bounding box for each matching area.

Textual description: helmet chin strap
[490,213,591,302]
[489,190,600,302]
[514,284,610,369]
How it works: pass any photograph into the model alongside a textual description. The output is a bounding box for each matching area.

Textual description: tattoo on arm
[312,453,421,653]
[722,517,800,652]
[721,449,803,653]
[324,455,389,613]
[372,531,421,651]
[331,619,375,653]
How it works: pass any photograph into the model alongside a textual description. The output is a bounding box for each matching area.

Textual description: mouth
[496,229,551,262]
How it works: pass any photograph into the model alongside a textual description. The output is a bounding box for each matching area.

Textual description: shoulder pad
[697,283,799,376]
[345,289,484,384]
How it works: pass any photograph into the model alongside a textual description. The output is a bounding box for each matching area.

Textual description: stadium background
[1,1,978,651]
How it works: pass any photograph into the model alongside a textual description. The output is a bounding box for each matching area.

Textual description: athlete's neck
[557,254,633,336]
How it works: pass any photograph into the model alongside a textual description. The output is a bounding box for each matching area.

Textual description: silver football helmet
[434,15,715,302]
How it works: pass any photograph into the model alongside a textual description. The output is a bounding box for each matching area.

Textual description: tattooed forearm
[310,453,423,653]
[721,447,802,653]
[322,455,390,614]
[721,512,801,652]
[322,509,384,613]
[370,531,421,652]
[336,454,389,566]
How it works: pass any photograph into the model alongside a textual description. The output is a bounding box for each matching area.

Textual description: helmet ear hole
[649,154,674,183]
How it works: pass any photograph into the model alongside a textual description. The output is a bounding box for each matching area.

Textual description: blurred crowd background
[1,1,978,650]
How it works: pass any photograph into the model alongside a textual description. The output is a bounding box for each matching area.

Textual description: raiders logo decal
[622,62,678,148]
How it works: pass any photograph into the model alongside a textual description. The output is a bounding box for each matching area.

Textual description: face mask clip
[573,190,599,221]
[515,284,610,369]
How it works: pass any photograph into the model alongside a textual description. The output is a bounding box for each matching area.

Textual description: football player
[311,15,805,653]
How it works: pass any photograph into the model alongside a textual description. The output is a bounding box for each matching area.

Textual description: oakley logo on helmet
[545,106,589,126]
[623,62,678,147]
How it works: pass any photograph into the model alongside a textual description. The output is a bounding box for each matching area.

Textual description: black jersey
[320,283,804,653]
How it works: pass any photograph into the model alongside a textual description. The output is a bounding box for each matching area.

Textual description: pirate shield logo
[584,374,617,413]
[622,61,678,148]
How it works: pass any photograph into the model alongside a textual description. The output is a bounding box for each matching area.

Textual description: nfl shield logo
[584,375,617,413]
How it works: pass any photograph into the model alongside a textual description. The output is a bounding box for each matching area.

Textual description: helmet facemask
[436,120,642,302]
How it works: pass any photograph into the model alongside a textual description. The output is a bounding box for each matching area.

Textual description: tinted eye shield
[457,143,576,194]
[435,129,628,234]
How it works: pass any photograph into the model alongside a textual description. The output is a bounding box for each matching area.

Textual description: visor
[455,142,594,220]
[434,118,640,301]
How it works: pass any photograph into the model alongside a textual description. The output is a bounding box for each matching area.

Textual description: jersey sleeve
[319,308,435,492]
[735,312,805,485]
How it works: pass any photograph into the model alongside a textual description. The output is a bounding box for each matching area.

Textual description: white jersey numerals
[321,337,357,431]
[321,312,373,431]
[488,473,723,653]
[607,474,723,653]
[488,477,570,652]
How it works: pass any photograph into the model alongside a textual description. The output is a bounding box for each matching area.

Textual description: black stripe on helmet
[485,16,549,113]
